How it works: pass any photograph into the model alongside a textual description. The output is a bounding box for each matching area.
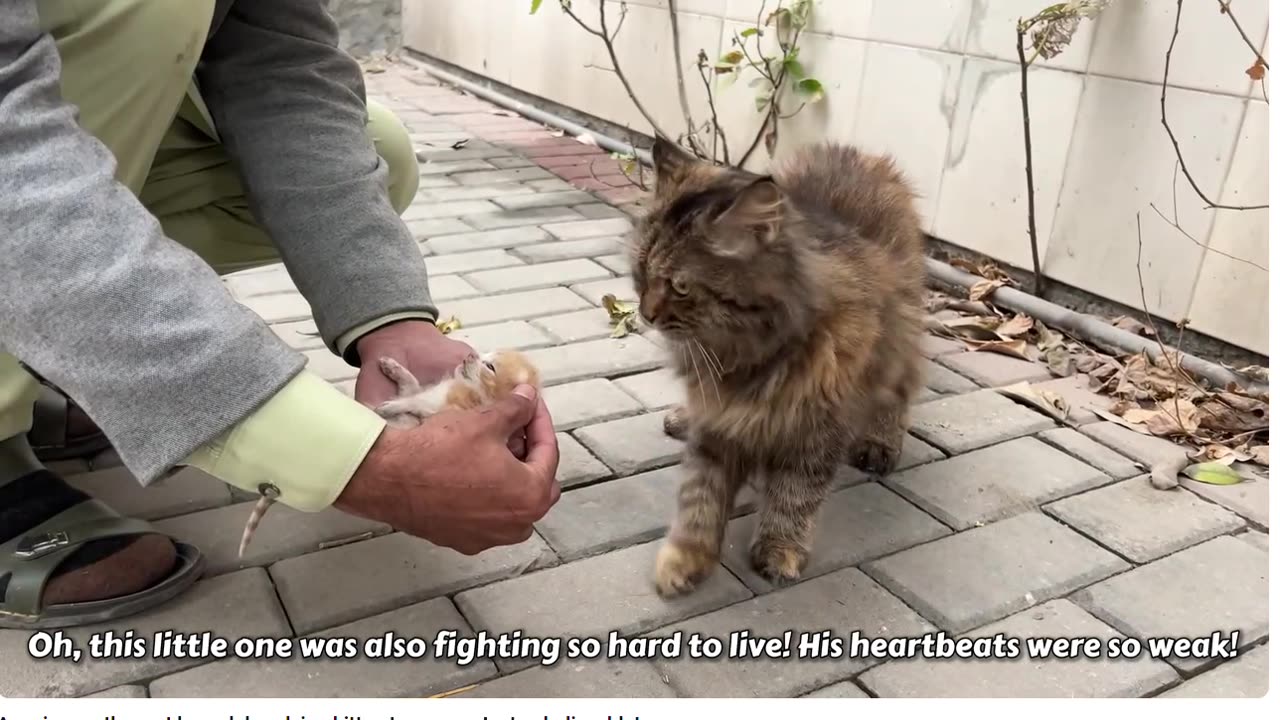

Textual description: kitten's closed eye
[482,359,496,373]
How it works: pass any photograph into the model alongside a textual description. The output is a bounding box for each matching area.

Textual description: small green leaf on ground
[603,294,640,337]
[436,316,463,334]
[1181,462,1244,486]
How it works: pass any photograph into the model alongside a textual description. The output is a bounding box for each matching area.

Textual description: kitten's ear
[651,136,694,189]
[709,176,786,259]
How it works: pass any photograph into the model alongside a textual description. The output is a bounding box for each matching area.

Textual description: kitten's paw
[750,539,809,585]
[663,406,690,440]
[377,356,420,395]
[653,540,717,598]
[849,437,902,476]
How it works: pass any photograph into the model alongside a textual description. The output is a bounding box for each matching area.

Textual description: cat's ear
[651,136,694,189]
[709,176,785,258]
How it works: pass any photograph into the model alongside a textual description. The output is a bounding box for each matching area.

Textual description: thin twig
[1148,202,1269,272]
[1216,0,1268,69]
[1163,0,1266,211]
[696,53,731,164]
[1135,212,1201,435]
[667,0,701,154]
[1016,20,1045,297]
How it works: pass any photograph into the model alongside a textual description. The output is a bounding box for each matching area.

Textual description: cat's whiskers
[683,341,709,411]
[693,339,723,407]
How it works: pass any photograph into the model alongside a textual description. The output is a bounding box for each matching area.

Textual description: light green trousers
[0,0,420,442]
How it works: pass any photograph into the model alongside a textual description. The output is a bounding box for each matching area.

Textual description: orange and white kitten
[373,350,542,427]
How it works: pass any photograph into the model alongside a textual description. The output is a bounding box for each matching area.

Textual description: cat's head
[630,138,815,364]
[473,349,542,399]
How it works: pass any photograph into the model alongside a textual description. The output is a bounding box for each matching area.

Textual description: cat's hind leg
[750,464,833,584]
[654,434,745,597]
[378,356,422,397]
[848,344,921,475]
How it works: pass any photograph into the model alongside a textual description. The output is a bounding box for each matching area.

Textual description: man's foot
[0,469,204,629]
[26,385,112,462]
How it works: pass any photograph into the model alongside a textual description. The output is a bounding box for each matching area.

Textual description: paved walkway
[1,62,1267,699]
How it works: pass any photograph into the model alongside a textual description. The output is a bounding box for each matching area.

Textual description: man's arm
[197,1,437,365]
[0,1,309,484]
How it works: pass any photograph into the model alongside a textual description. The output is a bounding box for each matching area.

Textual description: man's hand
[353,319,529,458]
[335,384,561,555]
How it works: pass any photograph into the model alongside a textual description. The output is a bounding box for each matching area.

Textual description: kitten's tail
[238,495,276,559]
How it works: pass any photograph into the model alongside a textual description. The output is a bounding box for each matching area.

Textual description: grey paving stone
[418,159,496,176]
[526,177,576,192]
[544,378,643,431]
[465,258,611,293]
[426,226,551,254]
[225,268,295,298]
[910,390,1057,455]
[0,569,289,698]
[270,532,556,635]
[438,287,591,326]
[544,217,634,240]
[913,387,943,404]
[535,467,698,560]
[416,146,515,162]
[571,277,639,305]
[859,600,1180,698]
[426,248,525,275]
[1180,464,1269,529]
[556,432,613,488]
[920,334,965,358]
[406,217,474,240]
[1239,529,1267,551]
[533,308,648,343]
[493,190,597,210]
[723,483,951,594]
[651,568,933,698]
[271,318,324,350]
[885,437,1110,530]
[415,174,462,189]
[241,293,311,324]
[453,167,554,184]
[403,199,499,220]
[594,252,632,275]
[938,351,1053,387]
[573,411,684,476]
[922,360,980,394]
[421,182,535,201]
[303,347,357,381]
[864,513,1129,633]
[1045,477,1245,563]
[574,203,628,219]
[430,273,482,300]
[1037,427,1144,479]
[149,598,494,698]
[1027,374,1115,425]
[1071,535,1268,674]
[83,685,148,698]
[153,501,388,577]
[446,320,554,352]
[1159,645,1268,698]
[898,434,945,470]
[525,335,665,385]
[802,682,869,698]
[512,237,627,263]
[67,466,232,521]
[614,369,683,410]
[457,660,676,698]
[489,156,536,169]
[1080,422,1190,469]
[462,206,585,230]
[454,540,752,672]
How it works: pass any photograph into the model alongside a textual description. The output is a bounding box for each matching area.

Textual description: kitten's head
[473,350,541,399]
[631,138,815,365]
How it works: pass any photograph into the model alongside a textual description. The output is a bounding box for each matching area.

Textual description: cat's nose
[639,295,661,325]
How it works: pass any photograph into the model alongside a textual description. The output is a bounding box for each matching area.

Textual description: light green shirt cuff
[335,311,438,359]
[184,371,386,512]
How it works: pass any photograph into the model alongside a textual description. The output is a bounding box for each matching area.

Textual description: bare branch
[667,0,701,151]
[1016,20,1045,297]
[1163,0,1266,211]
[1216,0,1268,69]
[696,51,731,164]
[1148,202,1268,273]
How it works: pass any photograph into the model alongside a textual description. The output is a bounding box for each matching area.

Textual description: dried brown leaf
[948,258,984,275]
[968,278,1005,302]
[1112,315,1155,337]
[1246,58,1267,81]
[1092,407,1153,435]
[1044,346,1076,378]
[997,314,1034,338]
[1143,397,1200,437]
[997,381,1071,423]
[1252,445,1269,466]
[967,339,1033,361]
[1188,444,1254,466]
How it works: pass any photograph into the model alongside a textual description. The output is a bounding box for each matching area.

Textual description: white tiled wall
[404,0,1270,355]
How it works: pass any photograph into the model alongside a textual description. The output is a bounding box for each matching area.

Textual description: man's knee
[366,101,419,214]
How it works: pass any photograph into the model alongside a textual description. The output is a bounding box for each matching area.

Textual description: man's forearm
[1,4,303,484]
[198,2,436,364]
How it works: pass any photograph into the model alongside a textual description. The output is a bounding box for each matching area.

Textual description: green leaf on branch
[740,28,759,38]
[530,0,543,13]
[755,93,772,112]
[783,57,805,79]
[715,50,746,73]
[794,78,825,103]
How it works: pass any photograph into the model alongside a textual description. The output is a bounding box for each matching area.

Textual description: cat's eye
[671,277,690,296]
[482,360,496,373]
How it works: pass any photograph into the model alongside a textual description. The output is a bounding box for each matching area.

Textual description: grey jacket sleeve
[198,1,437,364]
[0,1,305,484]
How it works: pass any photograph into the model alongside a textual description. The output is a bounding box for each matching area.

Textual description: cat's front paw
[750,538,809,585]
[653,539,717,598]
[663,406,690,440]
[849,437,902,476]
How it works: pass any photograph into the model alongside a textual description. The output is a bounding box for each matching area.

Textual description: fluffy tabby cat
[631,138,926,596]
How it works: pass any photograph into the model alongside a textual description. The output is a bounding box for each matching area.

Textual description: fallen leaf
[435,316,463,334]
[968,338,1033,361]
[1092,408,1153,435]
[450,138,471,150]
[1252,445,1269,466]
[968,278,1005,302]
[948,258,984,275]
[929,320,1004,343]
[1181,462,1243,486]
[575,133,599,147]
[1188,444,1254,466]
[997,381,1072,423]
[1111,315,1155,337]
[1246,57,1267,81]
[997,314,1034,338]
[1143,397,1200,437]
[490,109,518,117]
[1044,346,1076,378]
[602,294,641,337]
